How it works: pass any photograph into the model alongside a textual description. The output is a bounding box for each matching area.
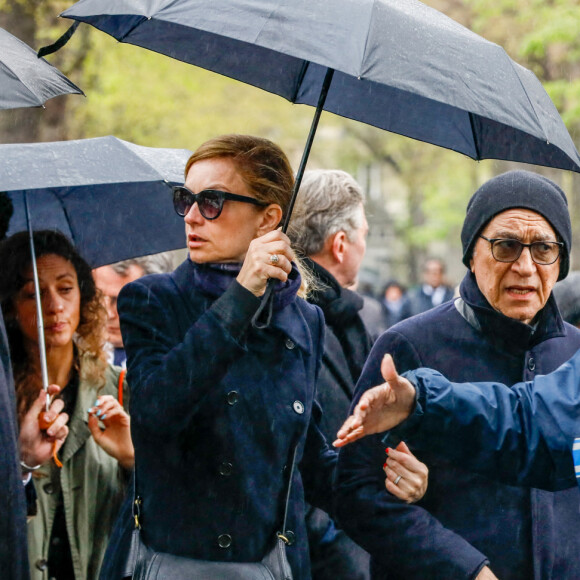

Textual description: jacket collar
[172,260,312,354]
[304,258,364,325]
[459,271,566,354]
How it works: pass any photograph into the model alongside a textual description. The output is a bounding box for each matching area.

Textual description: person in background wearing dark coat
[401,258,454,319]
[380,280,407,329]
[289,170,428,580]
[336,170,580,580]
[93,253,174,368]
[0,194,69,580]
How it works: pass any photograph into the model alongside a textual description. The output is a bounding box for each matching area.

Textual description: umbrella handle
[251,279,276,329]
[24,192,50,410]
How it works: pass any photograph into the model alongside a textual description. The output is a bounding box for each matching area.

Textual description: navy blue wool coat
[118,260,336,579]
[336,272,580,580]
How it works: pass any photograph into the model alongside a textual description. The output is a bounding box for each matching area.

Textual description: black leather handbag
[126,448,298,580]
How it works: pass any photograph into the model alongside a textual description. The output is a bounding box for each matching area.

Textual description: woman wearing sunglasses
[115,134,340,578]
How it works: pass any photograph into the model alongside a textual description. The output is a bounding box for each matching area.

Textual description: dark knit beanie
[461,170,571,281]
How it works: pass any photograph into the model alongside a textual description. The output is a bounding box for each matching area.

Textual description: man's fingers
[335,415,359,440]
[380,354,399,383]
[333,426,364,447]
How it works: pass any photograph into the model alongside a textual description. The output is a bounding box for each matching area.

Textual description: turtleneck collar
[459,271,566,354]
[187,258,302,312]
[303,258,364,325]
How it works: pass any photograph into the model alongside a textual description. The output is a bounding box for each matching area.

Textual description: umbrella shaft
[282,67,334,232]
[24,192,50,407]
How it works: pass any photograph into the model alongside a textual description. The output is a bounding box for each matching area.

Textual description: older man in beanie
[335,170,580,580]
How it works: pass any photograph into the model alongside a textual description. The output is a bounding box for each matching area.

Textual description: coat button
[279,530,296,545]
[218,534,232,548]
[35,559,48,571]
[528,357,536,371]
[218,461,233,476]
[285,338,295,350]
[293,400,304,414]
[226,391,239,406]
[43,483,54,494]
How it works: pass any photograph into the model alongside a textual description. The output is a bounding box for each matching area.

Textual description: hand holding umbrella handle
[253,68,335,330]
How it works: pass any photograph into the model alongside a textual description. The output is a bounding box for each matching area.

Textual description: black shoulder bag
[125,447,298,580]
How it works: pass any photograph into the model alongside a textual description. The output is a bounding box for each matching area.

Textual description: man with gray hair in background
[289,170,428,580]
[93,253,174,367]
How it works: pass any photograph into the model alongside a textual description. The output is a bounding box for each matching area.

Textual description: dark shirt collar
[304,258,364,325]
[459,271,566,353]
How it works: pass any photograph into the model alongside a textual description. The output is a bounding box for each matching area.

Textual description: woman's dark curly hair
[0,230,107,420]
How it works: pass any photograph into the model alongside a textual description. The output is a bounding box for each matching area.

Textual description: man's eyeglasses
[172,186,268,220]
[479,235,563,265]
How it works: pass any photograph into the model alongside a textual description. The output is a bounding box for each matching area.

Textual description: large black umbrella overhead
[0,26,83,109]
[0,135,190,398]
[47,0,580,323]
[53,0,580,174]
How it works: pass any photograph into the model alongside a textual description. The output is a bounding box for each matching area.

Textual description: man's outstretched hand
[333,354,416,447]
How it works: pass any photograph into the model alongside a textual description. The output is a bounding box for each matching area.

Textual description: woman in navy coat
[117,135,338,579]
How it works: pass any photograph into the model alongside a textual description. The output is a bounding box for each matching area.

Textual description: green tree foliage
[2,1,580,283]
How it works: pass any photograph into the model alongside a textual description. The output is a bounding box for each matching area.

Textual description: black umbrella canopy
[58,0,580,172]
[0,26,83,109]
[1,135,191,267]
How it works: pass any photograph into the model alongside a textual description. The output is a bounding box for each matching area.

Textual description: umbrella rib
[0,61,44,107]
[117,16,149,43]
[504,52,549,143]
[290,61,310,104]
[468,112,481,160]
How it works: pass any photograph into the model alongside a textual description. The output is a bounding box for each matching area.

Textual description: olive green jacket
[28,363,128,580]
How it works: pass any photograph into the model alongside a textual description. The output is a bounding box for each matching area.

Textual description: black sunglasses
[172,186,268,220]
[479,235,563,265]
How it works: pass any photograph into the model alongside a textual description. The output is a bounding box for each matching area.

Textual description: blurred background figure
[381,280,407,329]
[290,169,428,580]
[402,257,454,318]
[92,253,174,367]
[553,271,580,328]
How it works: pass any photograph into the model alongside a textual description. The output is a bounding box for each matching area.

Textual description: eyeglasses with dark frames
[172,185,268,220]
[479,235,563,265]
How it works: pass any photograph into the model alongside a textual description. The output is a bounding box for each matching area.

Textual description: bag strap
[277,445,298,544]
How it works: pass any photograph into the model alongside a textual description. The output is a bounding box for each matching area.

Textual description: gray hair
[288,170,365,256]
[109,252,175,277]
